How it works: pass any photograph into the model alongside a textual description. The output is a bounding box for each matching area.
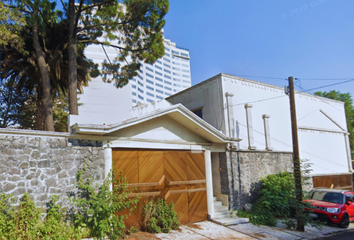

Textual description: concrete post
[245,104,256,150]
[262,114,273,151]
[104,145,113,191]
[204,149,214,217]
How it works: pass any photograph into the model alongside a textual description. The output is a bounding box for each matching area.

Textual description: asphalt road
[316,230,354,240]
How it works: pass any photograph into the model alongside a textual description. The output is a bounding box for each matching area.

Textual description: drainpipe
[225,92,234,138]
[344,133,354,173]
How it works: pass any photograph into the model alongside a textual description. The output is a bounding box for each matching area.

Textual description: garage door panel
[187,153,205,180]
[189,191,207,222]
[166,192,189,224]
[113,149,207,227]
[139,151,164,183]
[164,151,187,181]
[113,150,138,184]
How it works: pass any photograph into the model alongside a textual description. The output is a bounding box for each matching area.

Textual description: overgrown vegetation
[69,164,139,239]
[0,162,139,240]
[235,166,322,229]
[142,198,180,233]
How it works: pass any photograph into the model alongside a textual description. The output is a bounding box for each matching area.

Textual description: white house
[167,73,353,208]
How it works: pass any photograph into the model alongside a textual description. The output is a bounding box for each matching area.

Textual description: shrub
[69,163,139,240]
[246,170,322,229]
[142,198,180,233]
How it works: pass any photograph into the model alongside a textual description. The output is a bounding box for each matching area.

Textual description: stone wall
[220,150,293,210]
[0,133,105,207]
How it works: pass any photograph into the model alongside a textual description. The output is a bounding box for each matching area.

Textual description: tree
[0,1,26,51]
[0,0,97,130]
[315,91,354,155]
[62,0,169,115]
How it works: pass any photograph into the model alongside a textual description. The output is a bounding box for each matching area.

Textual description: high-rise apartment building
[130,38,191,105]
[75,38,191,125]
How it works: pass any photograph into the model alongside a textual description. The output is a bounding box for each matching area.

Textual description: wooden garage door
[112,149,207,228]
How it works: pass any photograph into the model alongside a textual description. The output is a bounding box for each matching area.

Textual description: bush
[69,164,139,240]
[142,198,180,233]
[0,161,138,239]
[246,170,322,229]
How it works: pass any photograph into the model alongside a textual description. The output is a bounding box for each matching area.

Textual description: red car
[305,188,354,228]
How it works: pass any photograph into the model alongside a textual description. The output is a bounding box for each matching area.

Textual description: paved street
[151,221,354,240]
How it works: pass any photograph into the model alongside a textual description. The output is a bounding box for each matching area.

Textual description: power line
[231,95,287,107]
[297,78,354,81]
[304,79,354,92]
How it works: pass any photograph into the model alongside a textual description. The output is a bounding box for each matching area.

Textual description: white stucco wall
[167,73,350,176]
[166,76,226,134]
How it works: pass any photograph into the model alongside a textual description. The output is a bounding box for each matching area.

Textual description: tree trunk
[68,0,78,115]
[32,1,55,131]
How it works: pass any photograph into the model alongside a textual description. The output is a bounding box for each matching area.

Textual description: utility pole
[288,76,305,231]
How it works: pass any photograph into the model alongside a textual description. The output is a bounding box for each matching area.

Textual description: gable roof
[71,104,239,144]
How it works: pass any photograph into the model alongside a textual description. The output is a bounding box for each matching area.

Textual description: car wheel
[339,214,349,228]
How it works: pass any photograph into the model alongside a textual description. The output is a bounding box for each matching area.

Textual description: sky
[162,0,354,96]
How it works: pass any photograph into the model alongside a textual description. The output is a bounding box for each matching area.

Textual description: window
[181,64,188,67]
[132,84,136,89]
[138,81,144,87]
[181,53,189,57]
[138,75,143,80]
[172,67,180,71]
[165,47,170,51]
[147,85,154,91]
[147,92,154,97]
[164,74,171,79]
[182,80,190,83]
[182,69,190,73]
[174,89,177,92]
[138,95,144,100]
[172,61,180,65]
[131,78,136,82]
[156,60,162,64]
[172,50,179,55]
[164,80,171,85]
[156,89,163,94]
[146,79,154,85]
[147,99,154,103]
[156,83,163,88]
[146,73,154,78]
[173,78,181,82]
[165,92,171,96]
[164,69,171,74]
[181,58,189,62]
[164,86,172,91]
[165,53,170,57]
[155,77,163,82]
[138,87,144,93]
[155,65,162,70]
[156,95,163,100]
[155,71,162,76]
[183,85,189,88]
[192,108,203,119]
[163,57,170,63]
[173,83,181,87]
[132,99,137,103]
[163,63,171,68]
[146,66,153,72]
[173,73,180,76]
[132,92,137,96]
[182,74,190,78]
[138,69,143,73]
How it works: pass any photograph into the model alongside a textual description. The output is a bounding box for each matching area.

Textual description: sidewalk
[150,220,354,240]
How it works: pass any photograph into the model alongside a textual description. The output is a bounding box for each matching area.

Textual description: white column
[104,146,113,191]
[204,149,214,217]
[262,114,273,151]
[245,104,256,150]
